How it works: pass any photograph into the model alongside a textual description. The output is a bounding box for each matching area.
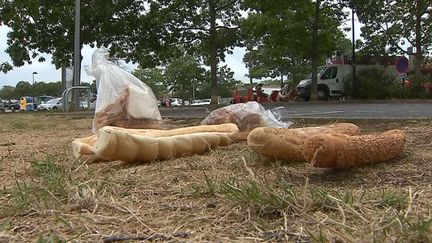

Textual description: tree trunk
[280,74,284,88]
[209,0,218,104]
[414,0,423,79]
[310,0,320,101]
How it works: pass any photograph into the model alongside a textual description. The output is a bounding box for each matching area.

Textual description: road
[159,101,432,120]
[6,101,430,120]
[275,102,432,119]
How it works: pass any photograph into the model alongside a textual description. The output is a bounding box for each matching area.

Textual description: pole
[32,74,34,103]
[61,66,66,94]
[352,7,356,96]
[192,82,195,101]
[73,0,81,110]
[32,72,37,106]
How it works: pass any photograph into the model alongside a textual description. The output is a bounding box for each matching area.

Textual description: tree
[0,81,62,99]
[34,82,62,97]
[0,0,157,69]
[242,0,346,98]
[133,67,166,98]
[14,81,32,98]
[242,48,270,85]
[352,0,432,78]
[151,0,244,104]
[0,85,15,99]
[164,55,206,102]
[1,1,244,102]
[199,65,241,98]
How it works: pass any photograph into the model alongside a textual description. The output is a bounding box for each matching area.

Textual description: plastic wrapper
[201,101,292,141]
[85,48,162,132]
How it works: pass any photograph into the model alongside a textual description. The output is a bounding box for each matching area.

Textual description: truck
[296,54,411,101]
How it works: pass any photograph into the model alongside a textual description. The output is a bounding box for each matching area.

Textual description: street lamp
[32,71,38,105]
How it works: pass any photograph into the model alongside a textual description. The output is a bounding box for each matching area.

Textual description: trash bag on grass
[85,48,161,132]
[201,101,292,141]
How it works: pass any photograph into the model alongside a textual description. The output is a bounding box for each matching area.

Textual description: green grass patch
[9,121,30,129]
[206,175,420,241]
[8,120,48,130]
[0,156,74,217]
[36,232,64,243]
[0,153,123,219]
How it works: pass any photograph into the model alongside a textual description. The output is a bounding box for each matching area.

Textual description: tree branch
[382,23,408,54]
[215,25,240,30]
[178,26,208,32]
[406,37,414,47]
[421,1,431,15]
[215,0,236,12]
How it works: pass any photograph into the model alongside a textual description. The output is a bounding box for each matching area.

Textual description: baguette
[247,123,360,161]
[72,123,239,162]
[302,129,406,168]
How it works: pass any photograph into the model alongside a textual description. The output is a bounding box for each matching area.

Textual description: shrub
[345,68,394,99]
[344,68,432,99]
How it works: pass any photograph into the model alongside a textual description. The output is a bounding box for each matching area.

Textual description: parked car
[170,98,183,107]
[191,99,211,106]
[79,99,96,110]
[190,100,201,106]
[0,100,5,112]
[37,98,63,111]
[8,101,20,111]
[219,97,233,105]
[0,100,20,111]
[80,101,88,109]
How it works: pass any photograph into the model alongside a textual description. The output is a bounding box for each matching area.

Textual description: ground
[0,113,431,242]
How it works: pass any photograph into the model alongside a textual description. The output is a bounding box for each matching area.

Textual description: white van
[296,55,409,100]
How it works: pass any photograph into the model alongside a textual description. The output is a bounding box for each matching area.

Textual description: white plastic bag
[85,48,161,132]
[201,101,292,140]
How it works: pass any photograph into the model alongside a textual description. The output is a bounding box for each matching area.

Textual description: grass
[0,114,431,241]
[213,175,429,242]
[8,119,48,130]
[0,156,73,217]
[36,232,64,243]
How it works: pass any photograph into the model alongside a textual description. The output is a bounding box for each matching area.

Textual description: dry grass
[0,113,431,242]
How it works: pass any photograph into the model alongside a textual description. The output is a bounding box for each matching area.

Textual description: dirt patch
[0,113,431,242]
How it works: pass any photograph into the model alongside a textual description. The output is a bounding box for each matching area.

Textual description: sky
[0,12,363,88]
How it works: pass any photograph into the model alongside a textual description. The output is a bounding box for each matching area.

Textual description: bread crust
[302,129,406,168]
[72,123,239,162]
[247,123,361,161]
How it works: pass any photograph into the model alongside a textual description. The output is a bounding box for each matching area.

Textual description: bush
[345,68,394,99]
[404,77,432,99]
[344,68,432,99]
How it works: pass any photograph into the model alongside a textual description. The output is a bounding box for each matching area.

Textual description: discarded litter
[201,101,292,141]
[85,48,161,132]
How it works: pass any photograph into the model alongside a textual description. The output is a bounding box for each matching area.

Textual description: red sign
[396,57,409,73]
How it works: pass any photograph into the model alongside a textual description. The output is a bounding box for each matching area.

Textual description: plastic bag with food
[85,48,162,132]
[201,101,292,141]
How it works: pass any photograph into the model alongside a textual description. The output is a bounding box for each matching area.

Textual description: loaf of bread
[72,123,239,163]
[247,123,361,161]
[94,86,162,131]
[302,129,406,168]
[201,102,290,141]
